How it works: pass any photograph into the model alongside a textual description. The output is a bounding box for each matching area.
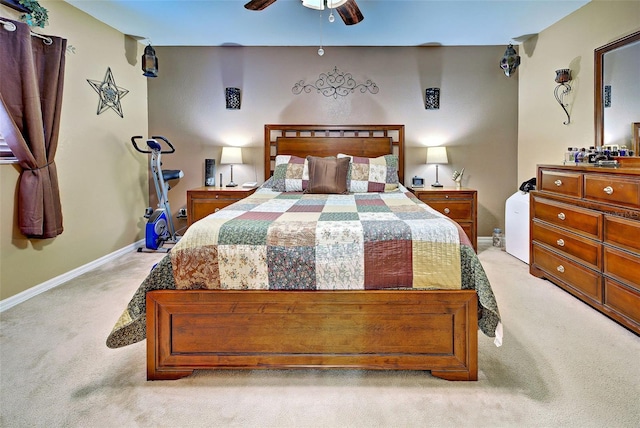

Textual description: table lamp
[220,147,242,187]
[426,146,448,188]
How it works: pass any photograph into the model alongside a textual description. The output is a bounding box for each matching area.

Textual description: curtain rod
[0,18,17,31]
[0,18,53,45]
[30,30,52,45]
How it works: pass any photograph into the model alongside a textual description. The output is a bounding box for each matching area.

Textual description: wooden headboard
[264,124,405,183]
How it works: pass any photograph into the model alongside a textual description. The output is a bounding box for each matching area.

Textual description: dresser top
[538,164,640,177]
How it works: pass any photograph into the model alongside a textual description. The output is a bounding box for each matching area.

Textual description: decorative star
[87,67,129,118]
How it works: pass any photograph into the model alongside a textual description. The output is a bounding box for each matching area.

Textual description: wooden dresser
[186,186,257,227]
[530,164,640,335]
[410,187,477,252]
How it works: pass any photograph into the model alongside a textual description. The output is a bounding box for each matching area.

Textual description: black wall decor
[292,66,379,99]
[87,67,129,118]
[225,87,241,109]
[425,88,440,110]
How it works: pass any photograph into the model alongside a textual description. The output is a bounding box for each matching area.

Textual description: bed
[107,124,501,382]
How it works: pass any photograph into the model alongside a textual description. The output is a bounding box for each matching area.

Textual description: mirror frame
[594,30,640,152]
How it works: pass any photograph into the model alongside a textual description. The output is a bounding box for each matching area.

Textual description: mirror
[594,30,640,155]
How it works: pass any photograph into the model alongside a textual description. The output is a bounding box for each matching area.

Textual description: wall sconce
[425,88,440,110]
[554,69,572,125]
[500,44,520,77]
[220,147,243,187]
[426,146,448,188]
[141,44,158,78]
[225,87,241,109]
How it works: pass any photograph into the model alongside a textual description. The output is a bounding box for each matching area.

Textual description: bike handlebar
[131,135,176,154]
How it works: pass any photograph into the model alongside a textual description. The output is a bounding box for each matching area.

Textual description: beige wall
[149,45,519,239]
[517,0,640,184]
[0,1,149,299]
[11,1,631,302]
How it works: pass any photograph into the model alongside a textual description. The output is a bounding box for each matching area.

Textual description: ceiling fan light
[302,0,324,10]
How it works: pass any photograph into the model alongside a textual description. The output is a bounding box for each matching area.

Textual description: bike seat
[162,169,184,181]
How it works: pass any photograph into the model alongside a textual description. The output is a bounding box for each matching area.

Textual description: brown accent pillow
[305,156,350,194]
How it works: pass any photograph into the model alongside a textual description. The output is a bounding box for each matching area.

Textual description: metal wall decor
[292,66,379,99]
[142,44,158,78]
[500,44,520,77]
[425,88,440,110]
[225,87,241,109]
[87,67,129,118]
[554,68,572,125]
[604,85,611,108]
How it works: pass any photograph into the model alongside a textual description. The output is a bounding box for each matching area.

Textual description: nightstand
[187,186,257,227]
[410,187,478,252]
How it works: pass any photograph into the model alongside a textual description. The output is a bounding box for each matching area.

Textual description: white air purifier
[505,191,530,264]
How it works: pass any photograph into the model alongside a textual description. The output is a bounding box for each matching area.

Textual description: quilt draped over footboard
[107,188,501,348]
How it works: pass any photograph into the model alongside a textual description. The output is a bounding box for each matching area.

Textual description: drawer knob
[216,195,219,199]
[603,186,614,195]
[556,239,565,247]
[557,265,565,273]
[554,179,562,187]
[557,212,566,220]
[444,208,450,214]
[214,208,220,212]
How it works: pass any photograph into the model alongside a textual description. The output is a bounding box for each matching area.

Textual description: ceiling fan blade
[244,0,277,11]
[336,0,364,25]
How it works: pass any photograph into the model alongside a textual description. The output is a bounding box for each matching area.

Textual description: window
[0,131,17,163]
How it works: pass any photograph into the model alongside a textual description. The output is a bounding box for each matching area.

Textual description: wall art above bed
[292,66,379,99]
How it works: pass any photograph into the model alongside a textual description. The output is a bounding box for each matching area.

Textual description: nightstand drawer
[187,186,256,226]
[423,200,473,221]
[411,187,477,252]
[191,200,235,221]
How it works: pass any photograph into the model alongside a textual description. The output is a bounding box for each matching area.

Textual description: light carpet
[1,243,639,427]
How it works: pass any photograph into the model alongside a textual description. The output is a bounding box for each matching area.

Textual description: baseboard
[0,239,144,312]
[478,236,492,245]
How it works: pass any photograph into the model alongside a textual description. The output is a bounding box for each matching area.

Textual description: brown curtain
[0,17,66,238]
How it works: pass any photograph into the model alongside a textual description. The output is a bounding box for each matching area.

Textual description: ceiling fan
[244,0,364,26]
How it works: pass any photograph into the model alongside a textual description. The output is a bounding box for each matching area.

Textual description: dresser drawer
[532,197,602,239]
[584,174,640,207]
[604,278,640,327]
[539,170,582,197]
[532,244,602,303]
[531,221,602,270]
[604,246,640,289]
[422,200,473,221]
[604,215,640,254]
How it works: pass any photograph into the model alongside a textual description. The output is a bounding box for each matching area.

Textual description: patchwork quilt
[106,186,501,348]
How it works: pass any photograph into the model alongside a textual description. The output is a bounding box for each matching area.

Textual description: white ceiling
[64,0,590,47]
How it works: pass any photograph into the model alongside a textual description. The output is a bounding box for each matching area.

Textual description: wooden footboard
[146,289,478,381]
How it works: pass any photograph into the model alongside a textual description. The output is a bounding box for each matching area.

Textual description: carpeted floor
[1,242,639,427]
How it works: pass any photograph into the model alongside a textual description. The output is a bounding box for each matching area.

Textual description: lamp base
[431,182,444,188]
[226,182,238,187]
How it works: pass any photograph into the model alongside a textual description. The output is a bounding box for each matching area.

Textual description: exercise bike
[131,135,184,252]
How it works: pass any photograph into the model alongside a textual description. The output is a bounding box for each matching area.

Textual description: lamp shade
[220,147,243,165]
[426,146,448,164]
